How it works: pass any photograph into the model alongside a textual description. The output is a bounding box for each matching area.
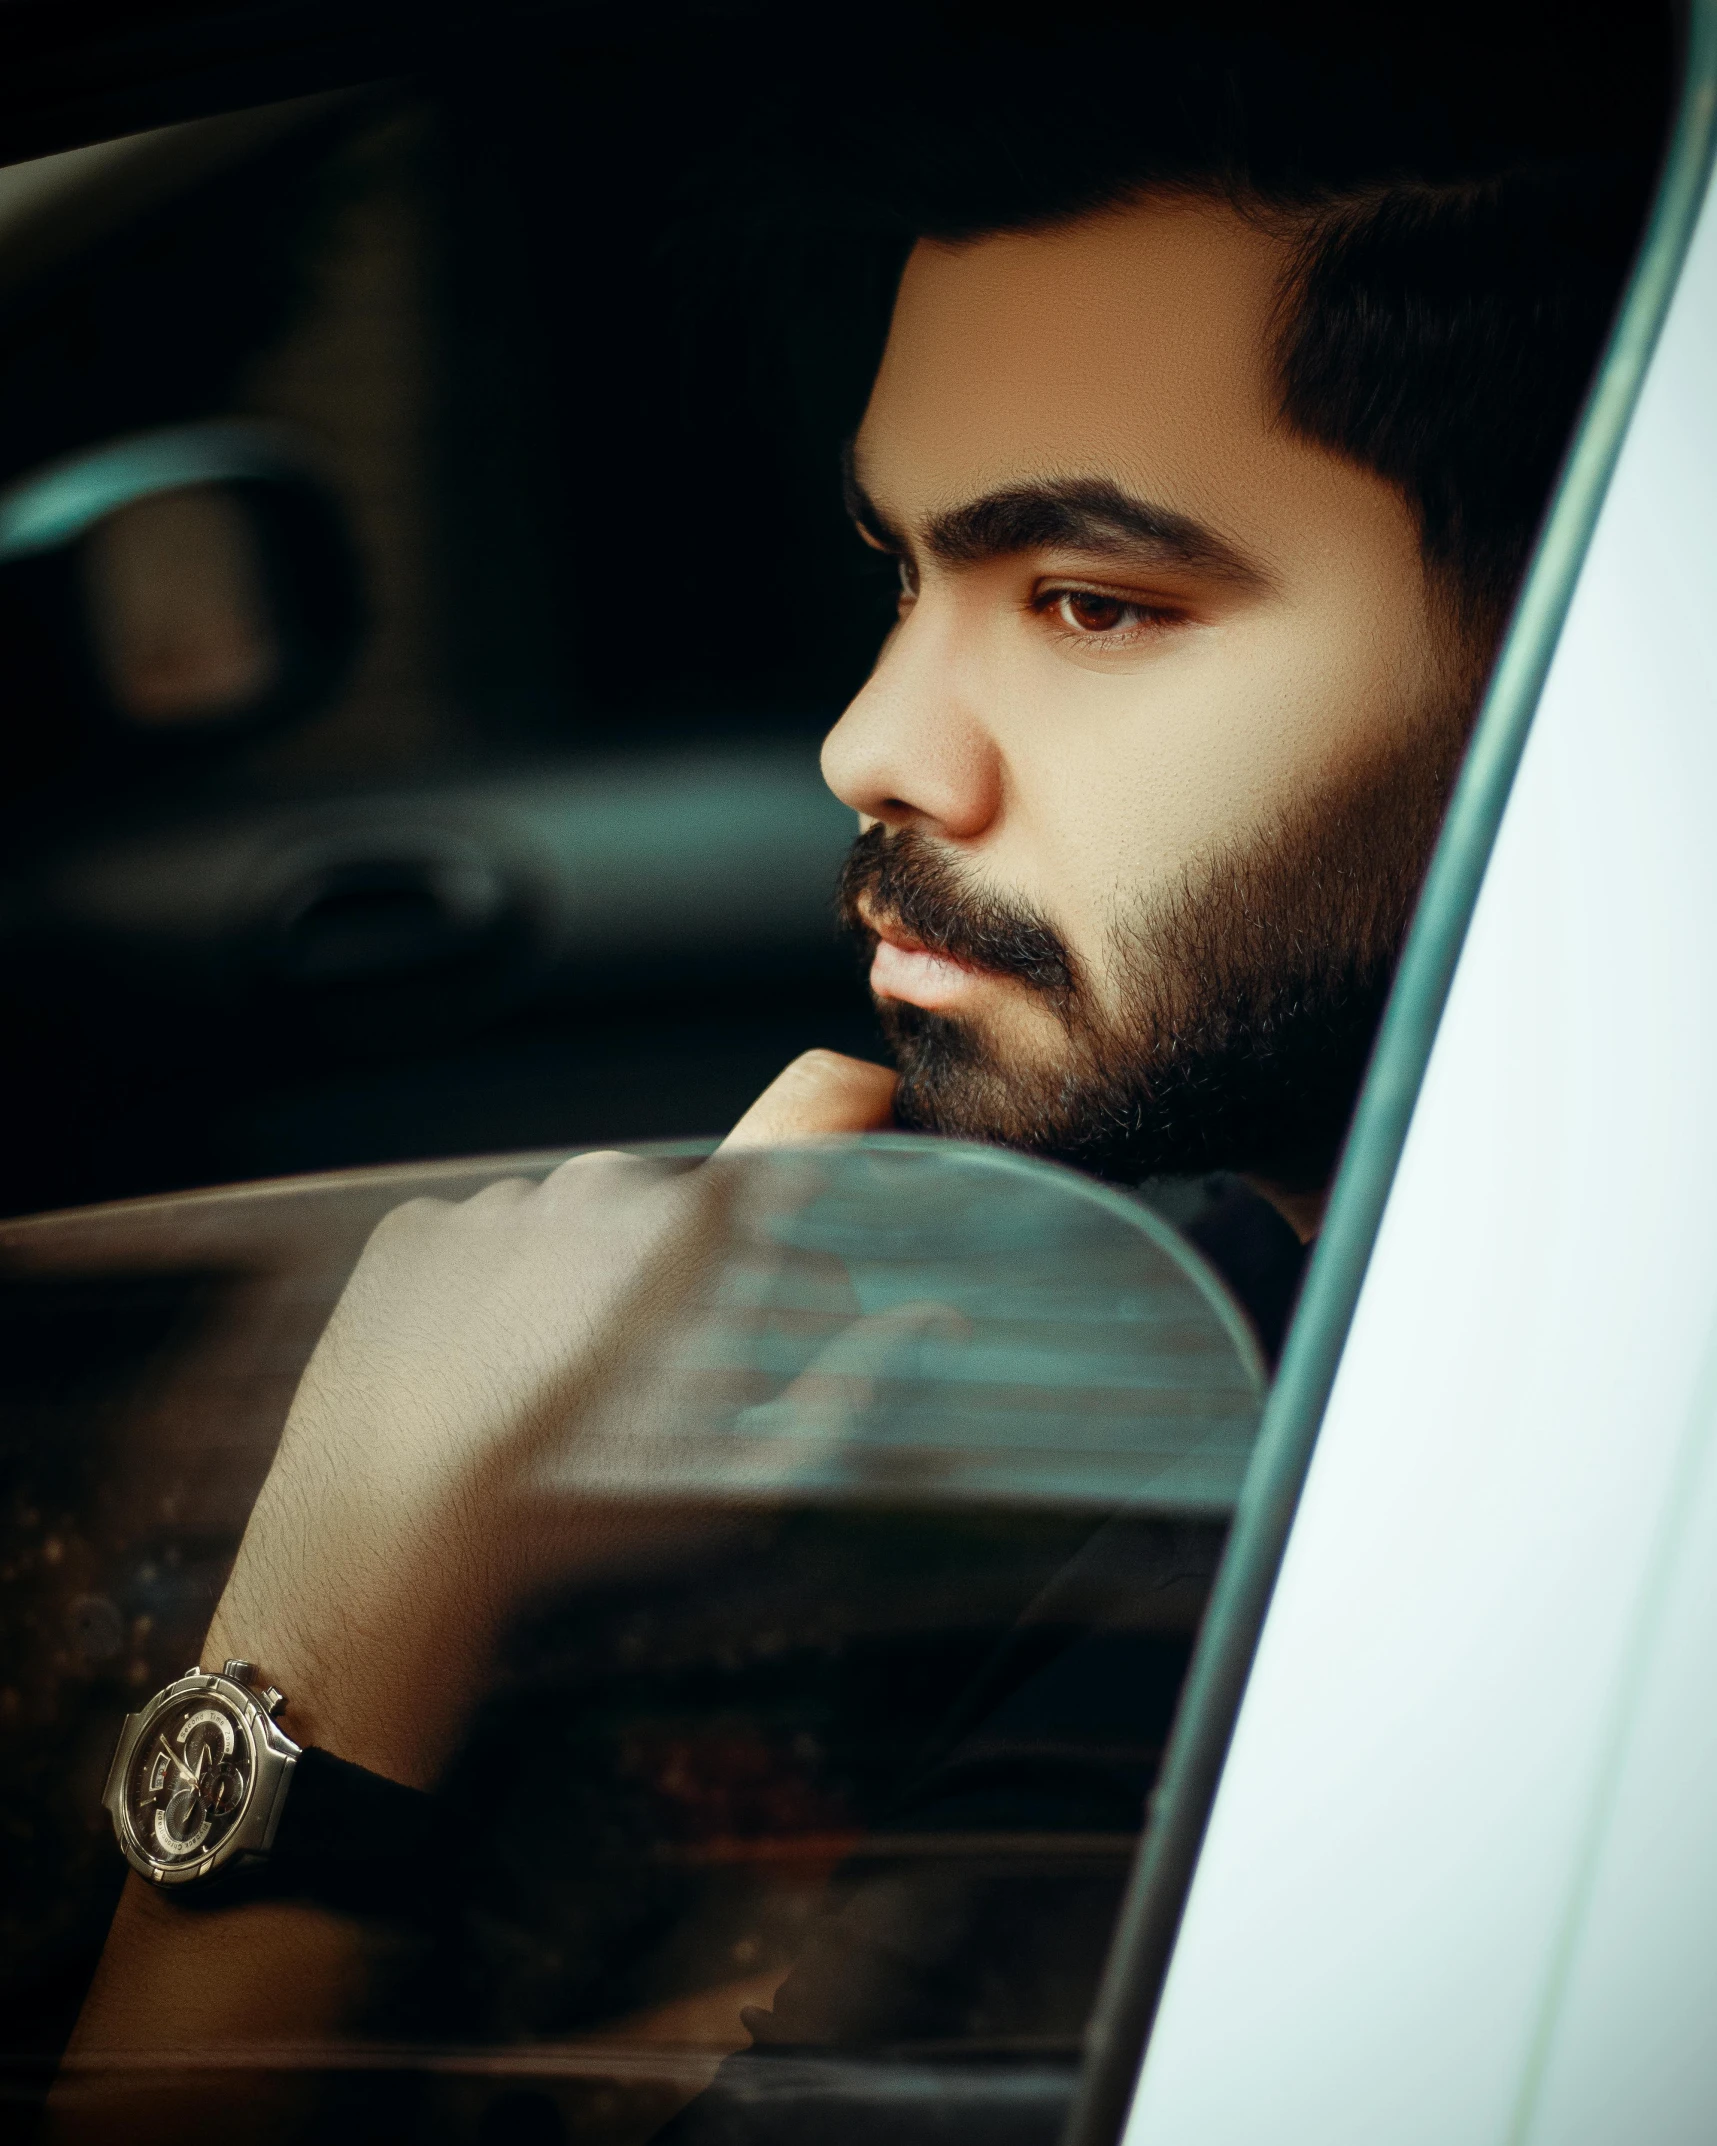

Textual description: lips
[838,827,1074,1007]
[861,905,992,1013]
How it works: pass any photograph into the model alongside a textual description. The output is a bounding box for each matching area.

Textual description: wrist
[200,1590,493,1791]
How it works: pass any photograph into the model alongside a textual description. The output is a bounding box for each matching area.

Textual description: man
[58,15,1653,2138]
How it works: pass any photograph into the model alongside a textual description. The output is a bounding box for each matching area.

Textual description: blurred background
[0,47,905,1217]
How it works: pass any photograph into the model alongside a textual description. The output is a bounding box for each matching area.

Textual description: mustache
[834,825,1076,1000]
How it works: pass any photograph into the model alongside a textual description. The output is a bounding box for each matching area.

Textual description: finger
[720,1050,897,1151]
[778,1298,970,1392]
[722,1301,973,1479]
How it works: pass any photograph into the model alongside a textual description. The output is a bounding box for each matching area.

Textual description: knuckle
[464,1175,534,1210]
[787,1048,846,1081]
[543,1146,638,1191]
[368,1194,447,1241]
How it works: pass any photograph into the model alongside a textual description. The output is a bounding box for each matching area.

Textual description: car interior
[0,5,1681,2143]
[0,52,905,1222]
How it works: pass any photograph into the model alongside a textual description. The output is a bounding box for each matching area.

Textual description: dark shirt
[1183,1177,1310,1370]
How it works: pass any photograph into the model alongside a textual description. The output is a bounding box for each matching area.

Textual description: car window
[2,1136,1260,2139]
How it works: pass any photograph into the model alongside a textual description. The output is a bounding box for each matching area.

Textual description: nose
[820,601,1003,840]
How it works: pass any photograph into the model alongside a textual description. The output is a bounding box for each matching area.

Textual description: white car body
[1119,9,1717,2140]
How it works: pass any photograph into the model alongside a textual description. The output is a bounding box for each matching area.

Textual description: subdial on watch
[130,1696,253,1864]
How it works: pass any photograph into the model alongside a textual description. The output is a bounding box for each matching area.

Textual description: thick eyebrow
[842,446,1270,590]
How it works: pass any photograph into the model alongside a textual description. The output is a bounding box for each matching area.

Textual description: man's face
[825,195,1475,1192]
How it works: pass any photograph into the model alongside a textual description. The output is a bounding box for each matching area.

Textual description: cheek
[981,591,1435,973]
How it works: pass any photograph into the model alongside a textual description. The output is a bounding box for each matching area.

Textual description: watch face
[124,1690,254,1869]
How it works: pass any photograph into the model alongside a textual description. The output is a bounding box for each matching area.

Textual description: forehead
[856,197,1299,529]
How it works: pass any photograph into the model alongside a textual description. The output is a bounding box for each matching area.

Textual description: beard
[835,709,1470,1191]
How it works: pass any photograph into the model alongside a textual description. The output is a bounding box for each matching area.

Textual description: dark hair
[730,3,1671,636]
[1273,168,1651,631]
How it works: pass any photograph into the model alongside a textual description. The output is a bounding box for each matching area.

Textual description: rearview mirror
[0,419,365,745]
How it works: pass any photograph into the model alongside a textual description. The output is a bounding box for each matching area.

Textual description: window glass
[4,1137,1259,2139]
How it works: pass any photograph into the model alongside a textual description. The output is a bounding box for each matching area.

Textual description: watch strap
[269,1745,439,1904]
[168,1744,441,1915]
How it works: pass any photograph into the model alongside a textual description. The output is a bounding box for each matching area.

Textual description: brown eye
[1057,591,1132,632]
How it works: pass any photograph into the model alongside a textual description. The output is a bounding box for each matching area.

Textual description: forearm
[47,1880,374,2145]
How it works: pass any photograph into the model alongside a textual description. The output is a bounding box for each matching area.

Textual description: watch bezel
[104,1667,301,1886]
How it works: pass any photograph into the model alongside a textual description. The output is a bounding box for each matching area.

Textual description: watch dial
[126,1694,253,1866]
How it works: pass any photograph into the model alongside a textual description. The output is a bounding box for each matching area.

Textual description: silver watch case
[103,1661,302,1886]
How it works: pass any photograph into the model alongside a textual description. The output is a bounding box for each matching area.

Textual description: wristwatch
[103,1659,436,1905]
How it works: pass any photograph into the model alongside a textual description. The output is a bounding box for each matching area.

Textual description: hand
[721,1049,897,1150]
[202,1052,897,1788]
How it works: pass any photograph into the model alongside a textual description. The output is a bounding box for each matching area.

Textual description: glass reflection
[1,1136,1261,2143]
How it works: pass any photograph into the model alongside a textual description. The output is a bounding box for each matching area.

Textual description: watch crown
[221,1659,254,1687]
[261,1686,286,1717]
